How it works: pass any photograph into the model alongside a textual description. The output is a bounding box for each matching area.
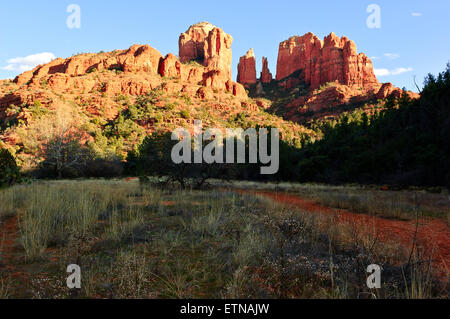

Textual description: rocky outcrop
[179,22,233,81]
[237,49,257,87]
[276,32,379,90]
[226,81,246,98]
[203,27,233,80]
[376,83,402,99]
[276,33,321,83]
[119,45,162,74]
[159,53,182,78]
[260,57,273,84]
[179,22,215,64]
[177,22,246,97]
[14,44,163,86]
[375,82,420,100]
[237,54,272,86]
[287,84,375,114]
[10,22,246,101]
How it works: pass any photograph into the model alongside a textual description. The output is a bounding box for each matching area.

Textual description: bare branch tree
[36,103,90,178]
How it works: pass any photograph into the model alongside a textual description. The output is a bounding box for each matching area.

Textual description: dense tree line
[295,64,450,187]
[125,130,282,188]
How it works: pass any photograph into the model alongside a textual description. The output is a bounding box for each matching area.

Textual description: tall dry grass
[1,180,149,260]
[0,179,446,298]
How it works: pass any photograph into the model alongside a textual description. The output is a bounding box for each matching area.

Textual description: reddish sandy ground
[245,190,450,280]
[1,188,448,294]
[0,216,30,288]
[0,216,18,268]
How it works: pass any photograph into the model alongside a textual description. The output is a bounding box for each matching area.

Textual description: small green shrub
[165,103,176,111]
[0,148,20,187]
[180,110,190,119]
[87,67,98,74]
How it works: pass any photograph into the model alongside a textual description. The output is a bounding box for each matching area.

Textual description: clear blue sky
[0,0,449,91]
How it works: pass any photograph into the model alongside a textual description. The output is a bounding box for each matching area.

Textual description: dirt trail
[247,190,450,278]
[0,216,18,268]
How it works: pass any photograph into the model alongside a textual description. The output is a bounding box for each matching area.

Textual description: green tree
[296,64,450,187]
[0,148,21,187]
[127,131,229,188]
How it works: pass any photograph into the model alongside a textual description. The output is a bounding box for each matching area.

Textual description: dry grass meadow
[0,179,448,299]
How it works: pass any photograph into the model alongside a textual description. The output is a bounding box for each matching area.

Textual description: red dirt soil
[250,191,450,279]
[0,216,29,288]
[0,216,18,268]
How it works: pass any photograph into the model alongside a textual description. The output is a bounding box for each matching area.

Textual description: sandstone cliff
[237,49,257,87]
[276,32,379,90]
[5,23,246,113]
[179,22,233,82]
[260,57,273,84]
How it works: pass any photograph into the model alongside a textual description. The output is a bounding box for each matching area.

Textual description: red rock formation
[178,22,245,98]
[179,22,233,81]
[14,44,163,86]
[276,33,322,83]
[376,83,402,99]
[159,53,182,78]
[237,49,257,87]
[119,45,162,74]
[196,87,213,100]
[226,81,246,99]
[260,57,273,83]
[376,82,420,100]
[203,69,227,90]
[204,27,233,80]
[276,32,379,90]
[11,28,246,101]
[179,22,215,63]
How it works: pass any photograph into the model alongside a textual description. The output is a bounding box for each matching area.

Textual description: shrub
[180,110,190,119]
[87,67,98,74]
[165,103,176,111]
[155,112,164,123]
[0,148,20,187]
[109,65,124,73]
[29,102,49,118]
[84,157,124,178]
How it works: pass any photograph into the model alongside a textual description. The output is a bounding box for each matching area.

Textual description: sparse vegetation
[0,179,446,298]
[87,67,98,74]
[179,110,190,119]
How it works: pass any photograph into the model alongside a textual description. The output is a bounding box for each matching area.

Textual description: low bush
[0,148,20,187]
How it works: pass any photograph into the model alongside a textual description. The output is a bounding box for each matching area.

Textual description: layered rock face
[260,57,273,83]
[276,32,379,90]
[14,44,163,86]
[179,22,233,81]
[375,82,419,100]
[179,22,215,63]
[9,22,247,107]
[237,52,273,87]
[237,49,257,87]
